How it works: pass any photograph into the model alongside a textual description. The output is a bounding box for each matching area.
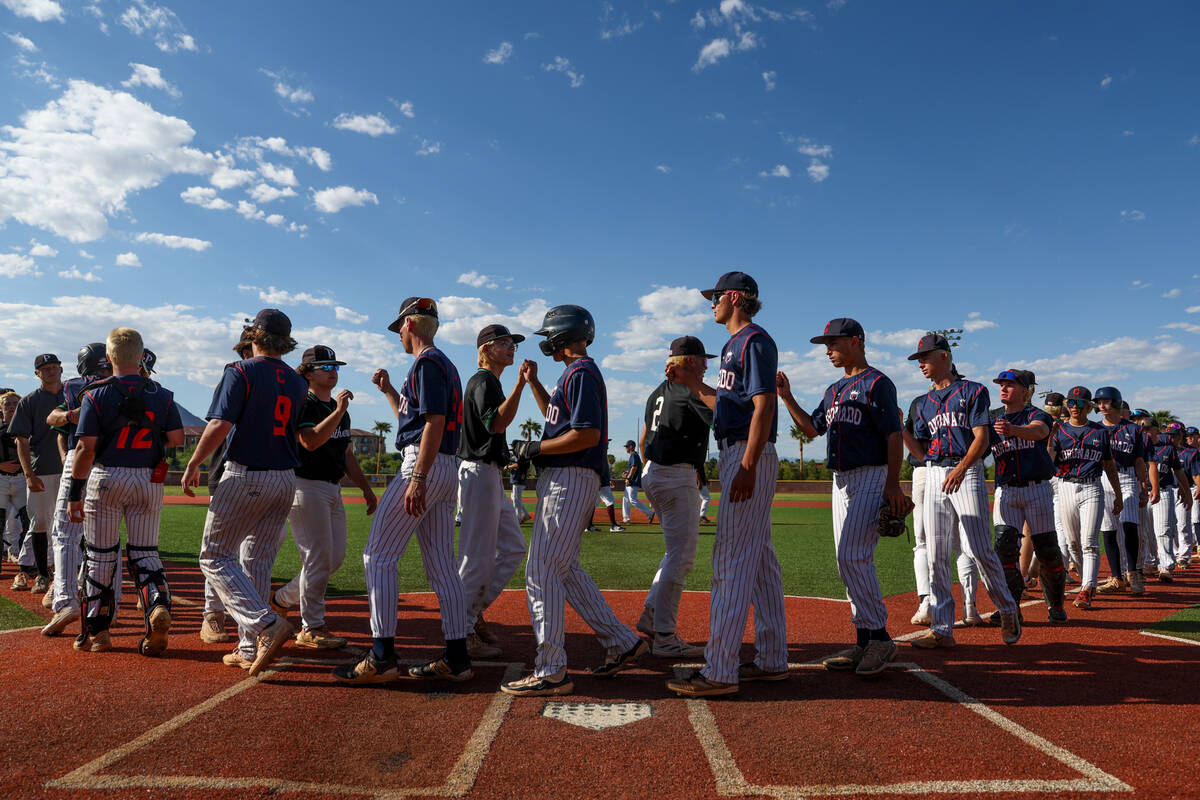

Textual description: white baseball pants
[831,465,889,630]
[994,481,1056,534]
[1153,487,1178,569]
[511,482,530,522]
[622,485,653,523]
[50,452,84,612]
[1057,479,1103,590]
[597,486,615,507]
[0,474,26,558]
[1101,468,1140,572]
[456,460,527,628]
[82,466,162,623]
[20,472,59,569]
[275,478,347,632]
[699,484,711,518]
[639,462,701,635]
[1174,492,1194,557]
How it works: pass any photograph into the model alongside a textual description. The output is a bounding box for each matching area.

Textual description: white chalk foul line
[1139,630,1200,647]
[48,658,523,799]
[687,661,1132,798]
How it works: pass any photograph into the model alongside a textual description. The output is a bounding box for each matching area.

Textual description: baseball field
[2,494,1198,799]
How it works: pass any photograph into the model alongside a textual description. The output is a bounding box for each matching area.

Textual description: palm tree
[520,418,542,441]
[372,420,392,473]
[1151,410,1178,430]
[790,423,814,466]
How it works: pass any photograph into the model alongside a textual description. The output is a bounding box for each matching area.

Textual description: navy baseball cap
[1131,408,1150,418]
[907,334,951,361]
[248,308,292,336]
[1066,386,1092,403]
[1186,426,1198,435]
[993,369,1029,388]
[1121,400,1130,411]
[625,440,637,448]
[669,335,715,358]
[476,324,525,348]
[300,345,346,366]
[811,318,865,345]
[34,353,60,369]
[388,297,438,333]
[1016,369,1035,387]
[1166,421,1184,434]
[700,271,758,300]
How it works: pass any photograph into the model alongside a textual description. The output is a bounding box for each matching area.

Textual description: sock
[1101,530,1120,576]
[855,628,869,648]
[371,636,395,661]
[608,506,617,526]
[869,627,891,642]
[446,637,469,669]
[1122,523,1140,572]
[32,531,49,577]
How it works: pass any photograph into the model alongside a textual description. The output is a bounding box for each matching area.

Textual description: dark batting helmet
[1093,386,1121,404]
[534,305,595,357]
[76,342,111,377]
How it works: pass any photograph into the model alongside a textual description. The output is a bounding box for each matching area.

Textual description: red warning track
[2,560,1197,799]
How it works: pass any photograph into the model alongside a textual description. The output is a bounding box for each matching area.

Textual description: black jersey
[642,380,713,476]
[295,393,351,483]
[457,369,508,466]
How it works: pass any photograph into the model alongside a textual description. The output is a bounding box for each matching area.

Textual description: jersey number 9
[273,396,292,437]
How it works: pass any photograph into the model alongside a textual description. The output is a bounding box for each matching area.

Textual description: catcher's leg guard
[1032,531,1066,610]
[79,540,120,637]
[994,525,1024,605]
[127,544,171,655]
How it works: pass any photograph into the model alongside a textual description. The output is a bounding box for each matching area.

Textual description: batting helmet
[1093,386,1122,404]
[534,305,595,357]
[76,342,111,377]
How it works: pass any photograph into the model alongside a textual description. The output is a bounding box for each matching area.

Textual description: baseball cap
[300,345,346,366]
[387,297,438,333]
[810,318,865,345]
[1066,386,1092,403]
[140,348,157,374]
[1015,369,1036,387]
[1131,408,1150,418]
[906,334,951,361]
[624,439,637,448]
[34,353,60,369]
[1121,400,1130,411]
[248,308,292,337]
[992,369,1029,388]
[1093,386,1121,403]
[1045,392,1065,405]
[476,324,525,348]
[1166,421,1184,434]
[1186,426,1198,435]
[669,335,715,358]
[700,271,758,300]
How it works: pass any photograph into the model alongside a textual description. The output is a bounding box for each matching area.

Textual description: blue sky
[2,0,1199,457]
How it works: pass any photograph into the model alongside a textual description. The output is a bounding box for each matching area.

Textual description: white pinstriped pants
[703,441,786,685]
[1174,491,1194,556]
[640,462,702,635]
[831,465,889,631]
[1139,498,1155,569]
[1101,468,1140,572]
[51,452,85,612]
[1152,487,1178,569]
[275,478,347,632]
[993,481,1056,534]
[924,463,1015,636]
[364,448,466,642]
[511,482,529,521]
[622,485,653,523]
[699,484,711,517]
[82,465,162,622]
[200,463,294,657]
[526,466,639,678]
[911,466,930,598]
[0,474,25,558]
[456,460,527,628]
[1057,479,1103,590]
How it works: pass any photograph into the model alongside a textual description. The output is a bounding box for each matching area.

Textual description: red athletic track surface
[2,559,1198,799]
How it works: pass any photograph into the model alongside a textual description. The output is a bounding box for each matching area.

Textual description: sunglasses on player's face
[316,364,339,372]
[1065,398,1086,409]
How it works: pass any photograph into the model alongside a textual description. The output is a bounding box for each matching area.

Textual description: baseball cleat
[41,606,80,636]
[11,571,30,590]
[501,672,574,697]
[32,574,49,594]
[222,651,254,670]
[666,671,738,697]
[409,657,473,682]
[74,629,112,653]
[1096,576,1127,594]
[738,661,789,682]
[333,652,399,684]
[700,516,711,523]
[651,633,705,658]
[609,524,626,532]
[1073,588,1094,609]
[1000,612,1022,645]
[855,640,899,676]
[909,631,956,649]
[910,598,931,626]
[248,614,293,677]
[635,606,655,638]
[1158,569,1174,583]
[269,589,290,617]
[954,608,984,627]
[139,605,171,656]
[200,612,231,644]
[465,632,501,659]
[295,627,347,650]
[41,586,54,608]
[821,646,864,671]
[1047,606,1068,624]
[474,616,498,645]
[584,525,601,532]
[647,512,656,525]
[590,639,648,677]
[1127,571,1146,595]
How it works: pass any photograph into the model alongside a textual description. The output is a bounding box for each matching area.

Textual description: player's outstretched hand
[728,464,756,503]
[372,369,393,394]
[335,389,354,410]
[775,371,793,399]
[404,478,426,516]
[181,463,199,497]
[363,488,378,515]
[519,359,537,383]
[68,500,84,524]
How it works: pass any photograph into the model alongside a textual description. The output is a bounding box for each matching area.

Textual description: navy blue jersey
[77,376,183,468]
[912,379,991,464]
[1180,446,1199,480]
[989,407,1054,485]
[626,451,643,487]
[1149,435,1183,488]
[207,357,308,470]
[536,356,608,477]
[810,367,901,471]
[393,347,462,456]
[53,376,102,450]
[1101,420,1145,470]
[713,323,778,444]
[1052,422,1111,481]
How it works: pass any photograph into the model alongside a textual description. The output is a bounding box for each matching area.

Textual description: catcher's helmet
[534,305,595,357]
[76,342,111,377]
[1093,386,1122,404]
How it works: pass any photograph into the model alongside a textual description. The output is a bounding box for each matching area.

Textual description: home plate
[542,701,653,730]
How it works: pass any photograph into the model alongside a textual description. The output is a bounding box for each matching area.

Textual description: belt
[1004,479,1048,488]
[464,457,503,468]
[0,470,19,476]
[1058,475,1097,485]
[926,458,962,468]
[717,438,744,452]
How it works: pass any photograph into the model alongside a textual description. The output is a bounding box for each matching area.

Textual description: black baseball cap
[906,334,951,361]
[476,324,525,348]
[1186,426,1198,435]
[993,369,1029,388]
[248,308,292,336]
[625,440,637,448]
[1016,369,1035,387]
[1121,400,1130,411]
[811,318,865,345]
[1066,386,1092,402]
[700,271,758,300]
[1045,392,1065,405]
[669,335,715,358]
[388,297,438,333]
[140,348,157,374]
[34,353,60,369]
[300,345,346,366]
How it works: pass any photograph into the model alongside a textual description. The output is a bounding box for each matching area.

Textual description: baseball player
[778,317,911,676]
[334,297,471,685]
[41,344,113,634]
[0,392,30,570]
[509,451,533,523]
[906,334,1021,648]
[585,454,624,533]
[1093,387,1149,595]
[988,370,1068,622]
[67,328,184,654]
[1187,426,1200,559]
[270,346,377,649]
[667,271,787,697]
[635,335,716,658]
[1172,423,1197,566]
[182,309,307,676]
[699,479,712,523]
[1150,422,1194,580]
[621,440,655,524]
[1131,411,1162,579]
[500,304,646,697]
[8,353,65,594]
[1049,386,1123,609]
[454,324,533,660]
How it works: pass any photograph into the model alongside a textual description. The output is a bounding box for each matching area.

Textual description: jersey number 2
[273,396,292,436]
[650,396,664,432]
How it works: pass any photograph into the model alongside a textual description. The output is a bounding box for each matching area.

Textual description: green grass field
[0,595,43,630]
[1143,604,1200,643]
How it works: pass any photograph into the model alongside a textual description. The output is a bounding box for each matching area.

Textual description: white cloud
[415,139,442,156]
[387,98,415,118]
[261,68,313,112]
[335,306,368,324]
[435,295,550,346]
[719,0,752,18]
[115,252,141,267]
[58,265,101,282]
[788,136,833,158]
[258,162,298,187]
[762,70,776,90]
[0,80,212,242]
[457,270,499,289]
[1162,288,1181,299]
[6,32,36,50]
[236,200,264,221]
[962,312,997,333]
[210,159,257,190]
[1164,322,1200,334]
[1122,130,1134,136]
[602,285,712,371]
[1,0,62,22]
[1014,337,1200,386]
[27,240,57,257]
[690,10,707,29]
[1187,305,1200,314]
[244,284,334,308]
[606,378,656,407]
[180,185,232,210]
[1120,209,1145,222]
[134,232,211,251]
[655,164,671,174]
[78,249,93,259]
[483,41,513,64]
[806,159,830,182]
[0,253,37,278]
[15,53,57,86]
[1131,279,1151,289]
[1100,75,1112,89]
[232,136,332,173]
[247,182,297,204]
[759,164,790,178]
[331,112,397,137]
[311,185,379,214]
[121,62,180,98]
[599,3,643,40]
[707,111,726,120]
[1126,383,1200,428]
[866,327,928,349]
[119,0,197,52]
[542,56,584,88]
[693,38,731,71]
[735,30,758,50]
[1189,134,1199,147]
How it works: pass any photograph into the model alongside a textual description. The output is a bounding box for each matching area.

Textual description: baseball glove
[877,498,909,538]
[510,439,541,463]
